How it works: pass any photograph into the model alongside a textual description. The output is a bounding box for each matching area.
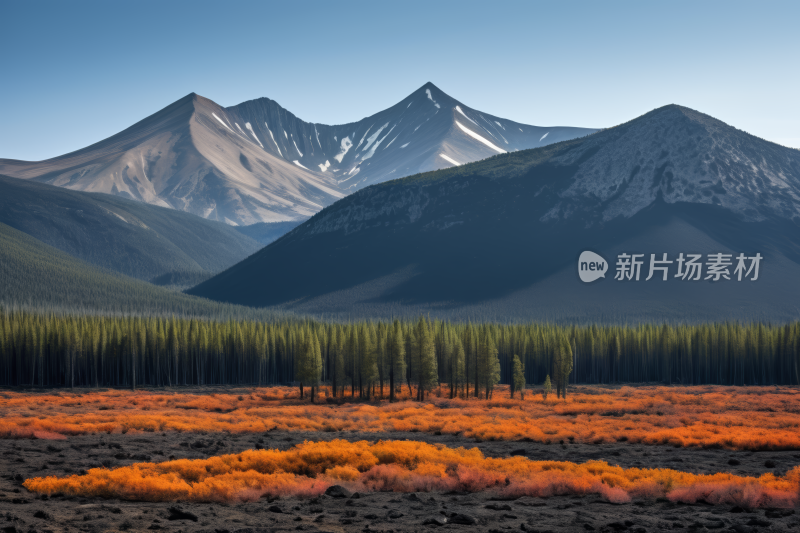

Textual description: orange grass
[2,385,800,450]
[23,439,800,508]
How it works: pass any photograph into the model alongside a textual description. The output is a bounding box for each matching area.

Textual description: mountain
[222,82,596,193]
[188,105,800,322]
[0,221,277,319]
[0,94,345,226]
[234,219,307,246]
[0,175,261,283]
[0,83,595,225]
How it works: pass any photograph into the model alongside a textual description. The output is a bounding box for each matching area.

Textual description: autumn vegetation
[3,386,800,450]
[23,439,800,508]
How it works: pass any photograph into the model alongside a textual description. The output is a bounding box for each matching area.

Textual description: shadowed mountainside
[0,175,261,282]
[188,105,800,322]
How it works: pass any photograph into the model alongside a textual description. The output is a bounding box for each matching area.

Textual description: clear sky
[1,0,798,161]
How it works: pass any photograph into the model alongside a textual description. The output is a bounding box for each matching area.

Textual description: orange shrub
[2,385,800,450]
[23,439,800,508]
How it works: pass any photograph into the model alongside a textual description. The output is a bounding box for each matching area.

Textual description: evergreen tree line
[1,310,798,394]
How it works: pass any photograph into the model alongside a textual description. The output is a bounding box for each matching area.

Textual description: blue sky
[1,0,798,160]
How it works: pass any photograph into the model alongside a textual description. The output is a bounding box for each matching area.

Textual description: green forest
[2,310,798,393]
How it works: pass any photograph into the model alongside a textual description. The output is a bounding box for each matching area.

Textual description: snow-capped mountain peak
[0,83,596,225]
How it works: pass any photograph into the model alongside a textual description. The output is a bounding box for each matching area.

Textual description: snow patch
[362,125,395,161]
[439,153,460,166]
[318,160,331,172]
[477,115,502,140]
[245,122,263,148]
[355,125,372,150]
[400,142,410,148]
[540,132,549,142]
[455,106,478,126]
[361,123,389,153]
[494,121,505,130]
[292,160,309,170]
[407,102,412,108]
[110,211,129,223]
[348,166,360,175]
[292,137,303,157]
[141,155,149,181]
[425,88,440,108]
[334,136,353,163]
[283,130,288,139]
[455,121,507,153]
[414,125,421,132]
[212,113,235,133]
[265,123,282,157]
[384,135,399,149]
[519,128,523,132]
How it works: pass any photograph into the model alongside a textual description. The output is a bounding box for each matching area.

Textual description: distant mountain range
[0,175,260,284]
[189,105,800,322]
[0,83,596,226]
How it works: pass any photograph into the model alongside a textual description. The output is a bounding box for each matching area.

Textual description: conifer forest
[2,310,798,393]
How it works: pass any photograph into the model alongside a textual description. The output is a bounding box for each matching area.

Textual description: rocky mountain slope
[0,94,344,226]
[0,175,261,282]
[224,82,596,193]
[0,83,595,225]
[188,105,800,322]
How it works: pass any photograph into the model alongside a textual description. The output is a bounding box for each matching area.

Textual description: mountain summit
[0,84,596,225]
[188,104,800,322]
[538,104,800,224]
[226,81,595,193]
[0,94,344,225]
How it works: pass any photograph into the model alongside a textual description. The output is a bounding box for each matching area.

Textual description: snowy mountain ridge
[542,105,800,223]
[0,83,596,225]
[222,82,596,193]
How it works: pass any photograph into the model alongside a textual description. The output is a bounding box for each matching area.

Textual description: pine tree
[296,329,322,401]
[512,354,525,399]
[452,338,465,399]
[308,331,322,402]
[554,333,573,398]
[359,325,377,398]
[477,329,500,399]
[410,316,437,401]
[347,327,358,398]
[543,374,552,400]
[387,320,406,402]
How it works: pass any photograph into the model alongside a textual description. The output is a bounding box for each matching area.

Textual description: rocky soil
[1,430,799,533]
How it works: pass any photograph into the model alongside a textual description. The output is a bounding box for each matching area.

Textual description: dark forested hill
[234,220,307,246]
[189,105,800,322]
[0,221,280,319]
[0,175,261,282]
